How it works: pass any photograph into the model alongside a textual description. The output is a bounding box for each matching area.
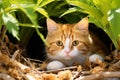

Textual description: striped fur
[46,18,107,67]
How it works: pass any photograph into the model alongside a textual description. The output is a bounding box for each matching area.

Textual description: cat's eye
[72,40,79,46]
[56,41,63,46]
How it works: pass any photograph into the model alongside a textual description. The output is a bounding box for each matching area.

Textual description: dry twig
[75,72,120,80]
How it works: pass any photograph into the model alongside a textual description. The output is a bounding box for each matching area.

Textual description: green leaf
[60,7,78,18]
[39,0,55,7]
[66,0,102,22]
[2,11,19,40]
[18,4,37,26]
[93,0,111,14]
[111,0,120,9]
[36,7,49,18]
[1,0,11,8]
[108,8,120,41]
[46,1,69,17]
[11,0,34,5]
[37,0,42,6]
[0,0,2,8]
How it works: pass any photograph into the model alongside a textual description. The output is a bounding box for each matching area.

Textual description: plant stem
[19,23,42,28]
[35,28,49,46]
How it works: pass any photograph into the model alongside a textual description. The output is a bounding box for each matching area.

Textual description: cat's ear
[46,18,58,32]
[75,17,88,31]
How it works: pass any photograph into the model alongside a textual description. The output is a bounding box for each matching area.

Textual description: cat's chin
[64,56,72,60]
[63,55,75,60]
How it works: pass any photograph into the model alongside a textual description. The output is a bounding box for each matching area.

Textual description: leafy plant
[63,0,120,49]
[1,0,120,50]
[0,0,56,47]
[0,0,76,48]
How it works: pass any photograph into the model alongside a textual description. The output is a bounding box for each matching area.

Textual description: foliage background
[0,0,120,50]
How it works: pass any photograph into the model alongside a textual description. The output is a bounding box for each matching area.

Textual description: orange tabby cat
[45,17,107,70]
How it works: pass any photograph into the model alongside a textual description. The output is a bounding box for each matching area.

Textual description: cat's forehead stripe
[62,24,72,38]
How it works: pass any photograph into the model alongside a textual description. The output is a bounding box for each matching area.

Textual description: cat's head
[46,18,92,60]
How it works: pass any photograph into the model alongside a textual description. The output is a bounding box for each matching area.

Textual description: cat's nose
[65,50,71,54]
